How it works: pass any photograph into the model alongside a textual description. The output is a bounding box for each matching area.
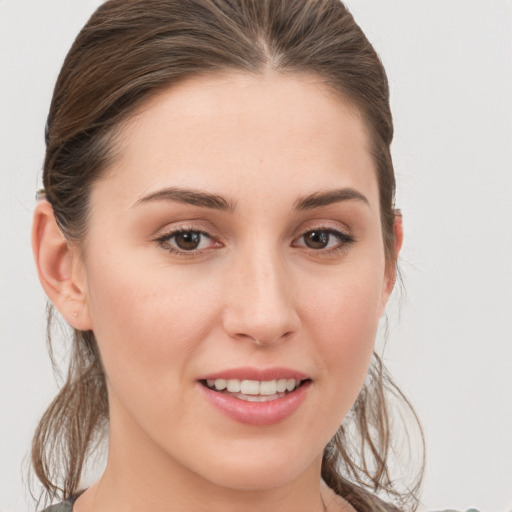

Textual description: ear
[32,200,93,330]
[380,210,404,313]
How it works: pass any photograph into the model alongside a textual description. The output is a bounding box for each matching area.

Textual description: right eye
[156,229,218,254]
[293,228,354,253]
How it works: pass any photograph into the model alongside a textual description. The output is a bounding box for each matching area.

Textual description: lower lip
[198,381,311,426]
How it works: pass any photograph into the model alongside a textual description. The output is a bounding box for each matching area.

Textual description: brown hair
[31,1,424,510]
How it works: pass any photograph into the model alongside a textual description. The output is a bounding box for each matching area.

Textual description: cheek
[83,249,221,399]
[301,262,384,396]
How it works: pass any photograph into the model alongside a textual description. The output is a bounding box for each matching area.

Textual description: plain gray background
[1,1,511,511]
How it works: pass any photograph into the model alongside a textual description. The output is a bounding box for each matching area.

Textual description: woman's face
[75,72,395,491]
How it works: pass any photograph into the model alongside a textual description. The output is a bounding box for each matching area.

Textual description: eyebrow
[133,186,369,212]
[133,187,236,212]
[294,188,370,210]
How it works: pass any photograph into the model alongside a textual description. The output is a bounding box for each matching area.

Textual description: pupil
[305,231,329,249]
[176,231,201,250]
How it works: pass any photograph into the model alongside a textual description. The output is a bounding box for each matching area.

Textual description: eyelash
[155,226,355,257]
[294,228,355,256]
[155,227,216,256]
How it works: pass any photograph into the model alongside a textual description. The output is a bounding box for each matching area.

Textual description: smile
[202,378,305,402]
[198,371,311,425]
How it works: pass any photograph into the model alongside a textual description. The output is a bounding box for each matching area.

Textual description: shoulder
[431,509,482,512]
[417,506,482,512]
[38,490,86,512]
[39,501,73,512]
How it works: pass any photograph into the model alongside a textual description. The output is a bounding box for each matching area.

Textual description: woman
[31,0,424,511]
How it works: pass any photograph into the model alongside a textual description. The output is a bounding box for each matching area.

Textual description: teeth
[260,380,277,395]
[208,378,302,395]
[276,379,287,392]
[237,393,283,402]
[226,379,241,392]
[240,380,260,395]
[212,378,226,390]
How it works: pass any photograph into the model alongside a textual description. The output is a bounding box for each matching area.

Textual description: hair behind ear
[322,353,424,512]
[30,319,109,508]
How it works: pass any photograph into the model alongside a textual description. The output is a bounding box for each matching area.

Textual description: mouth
[198,371,312,425]
[200,378,310,402]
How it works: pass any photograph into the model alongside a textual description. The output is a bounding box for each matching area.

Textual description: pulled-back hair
[31,1,424,510]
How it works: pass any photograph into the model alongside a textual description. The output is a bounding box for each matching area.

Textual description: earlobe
[32,200,92,330]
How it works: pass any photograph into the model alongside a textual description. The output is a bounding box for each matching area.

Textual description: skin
[33,71,402,512]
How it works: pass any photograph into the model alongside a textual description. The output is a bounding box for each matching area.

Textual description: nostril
[251,330,296,346]
[221,280,300,346]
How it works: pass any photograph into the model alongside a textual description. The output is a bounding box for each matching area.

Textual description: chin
[193,444,321,492]
[206,464,304,492]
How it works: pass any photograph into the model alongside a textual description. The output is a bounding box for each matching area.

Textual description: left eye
[294,229,352,250]
[158,230,214,252]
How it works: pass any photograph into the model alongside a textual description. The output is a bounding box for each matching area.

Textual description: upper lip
[198,367,310,382]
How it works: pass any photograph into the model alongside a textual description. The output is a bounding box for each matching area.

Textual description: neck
[80,459,328,512]
[75,402,339,512]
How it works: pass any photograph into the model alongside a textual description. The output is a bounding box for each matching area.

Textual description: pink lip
[199,366,309,381]
[197,370,311,426]
[199,382,310,426]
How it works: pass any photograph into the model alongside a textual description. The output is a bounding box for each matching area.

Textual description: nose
[222,246,300,346]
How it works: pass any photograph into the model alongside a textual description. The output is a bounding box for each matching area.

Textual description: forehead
[98,71,378,209]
